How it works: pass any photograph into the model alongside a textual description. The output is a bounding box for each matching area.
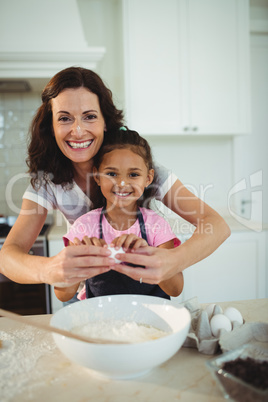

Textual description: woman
[0,67,230,289]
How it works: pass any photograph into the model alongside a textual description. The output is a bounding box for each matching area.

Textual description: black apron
[85,208,170,300]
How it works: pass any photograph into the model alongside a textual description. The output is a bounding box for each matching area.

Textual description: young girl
[56,128,183,302]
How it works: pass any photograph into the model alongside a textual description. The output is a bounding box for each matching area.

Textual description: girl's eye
[106,172,117,177]
[129,173,139,178]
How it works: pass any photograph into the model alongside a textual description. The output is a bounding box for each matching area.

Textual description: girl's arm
[0,199,115,285]
[157,239,184,297]
[113,179,230,282]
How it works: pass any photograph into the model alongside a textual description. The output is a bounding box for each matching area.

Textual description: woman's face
[51,87,106,166]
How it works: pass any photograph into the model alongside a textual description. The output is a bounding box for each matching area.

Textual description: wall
[0,0,267,228]
[0,92,41,216]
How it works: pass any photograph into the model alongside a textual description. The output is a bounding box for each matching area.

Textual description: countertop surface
[0,298,267,402]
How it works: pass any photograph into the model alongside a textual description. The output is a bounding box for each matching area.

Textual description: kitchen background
[0,0,267,311]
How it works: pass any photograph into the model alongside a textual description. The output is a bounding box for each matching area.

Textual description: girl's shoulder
[73,208,102,225]
[139,207,172,227]
[140,207,164,221]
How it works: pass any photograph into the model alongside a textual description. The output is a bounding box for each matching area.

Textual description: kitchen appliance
[0,218,51,315]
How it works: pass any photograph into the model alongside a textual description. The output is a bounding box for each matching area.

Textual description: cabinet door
[181,231,266,303]
[123,0,185,134]
[123,0,250,136]
[188,0,250,134]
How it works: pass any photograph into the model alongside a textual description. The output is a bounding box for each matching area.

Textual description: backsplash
[0,92,41,216]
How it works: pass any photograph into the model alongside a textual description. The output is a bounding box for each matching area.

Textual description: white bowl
[50,295,191,379]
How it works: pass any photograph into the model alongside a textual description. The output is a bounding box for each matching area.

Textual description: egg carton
[181,297,244,355]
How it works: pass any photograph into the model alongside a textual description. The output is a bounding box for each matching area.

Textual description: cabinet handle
[192,127,198,131]
[183,127,189,131]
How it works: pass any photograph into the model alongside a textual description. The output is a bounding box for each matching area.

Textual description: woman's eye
[85,114,97,120]
[58,116,71,122]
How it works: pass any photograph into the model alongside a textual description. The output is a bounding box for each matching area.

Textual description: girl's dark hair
[91,128,159,209]
[26,67,124,188]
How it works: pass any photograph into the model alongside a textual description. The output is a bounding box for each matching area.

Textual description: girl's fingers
[81,236,105,247]
[121,234,137,249]
[130,239,148,250]
[73,237,82,245]
[111,235,127,249]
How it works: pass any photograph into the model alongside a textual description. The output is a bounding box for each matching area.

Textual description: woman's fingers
[114,246,159,266]
[47,244,115,286]
[113,247,179,284]
[53,266,111,287]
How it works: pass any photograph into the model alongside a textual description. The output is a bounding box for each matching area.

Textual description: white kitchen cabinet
[48,238,64,313]
[123,0,250,135]
[178,231,266,304]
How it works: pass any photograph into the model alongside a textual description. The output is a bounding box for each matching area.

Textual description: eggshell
[210,314,232,338]
[223,307,243,325]
[213,305,223,315]
[107,246,125,263]
[204,304,216,320]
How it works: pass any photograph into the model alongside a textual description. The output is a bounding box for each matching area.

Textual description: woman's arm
[0,199,115,285]
[157,239,184,297]
[112,179,231,282]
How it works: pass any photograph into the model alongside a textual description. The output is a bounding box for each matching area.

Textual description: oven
[0,220,52,315]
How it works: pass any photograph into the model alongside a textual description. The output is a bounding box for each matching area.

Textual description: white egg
[107,246,125,263]
[210,314,232,337]
[204,304,216,320]
[223,307,243,325]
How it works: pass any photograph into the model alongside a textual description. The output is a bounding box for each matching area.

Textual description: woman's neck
[105,204,139,231]
[73,161,93,193]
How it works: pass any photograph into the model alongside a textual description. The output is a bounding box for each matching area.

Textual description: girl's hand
[70,236,107,247]
[43,244,115,287]
[113,246,180,284]
[111,234,148,251]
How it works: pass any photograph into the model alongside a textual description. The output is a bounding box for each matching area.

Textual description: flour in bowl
[71,320,170,343]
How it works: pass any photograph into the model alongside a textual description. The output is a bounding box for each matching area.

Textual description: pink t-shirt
[63,207,180,300]
[63,207,178,247]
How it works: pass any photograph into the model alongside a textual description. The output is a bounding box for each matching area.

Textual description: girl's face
[51,87,106,166]
[94,148,154,211]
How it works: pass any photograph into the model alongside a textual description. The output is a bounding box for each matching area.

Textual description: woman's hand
[112,246,180,284]
[111,234,148,251]
[43,244,115,287]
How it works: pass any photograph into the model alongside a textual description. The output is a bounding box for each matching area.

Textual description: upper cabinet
[122,0,251,135]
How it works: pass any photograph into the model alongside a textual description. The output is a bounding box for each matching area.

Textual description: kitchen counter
[0,298,267,402]
[47,214,268,243]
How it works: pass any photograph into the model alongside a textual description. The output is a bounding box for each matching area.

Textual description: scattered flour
[0,327,56,402]
[71,320,169,343]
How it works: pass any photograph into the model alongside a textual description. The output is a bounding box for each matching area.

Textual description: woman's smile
[67,140,93,149]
